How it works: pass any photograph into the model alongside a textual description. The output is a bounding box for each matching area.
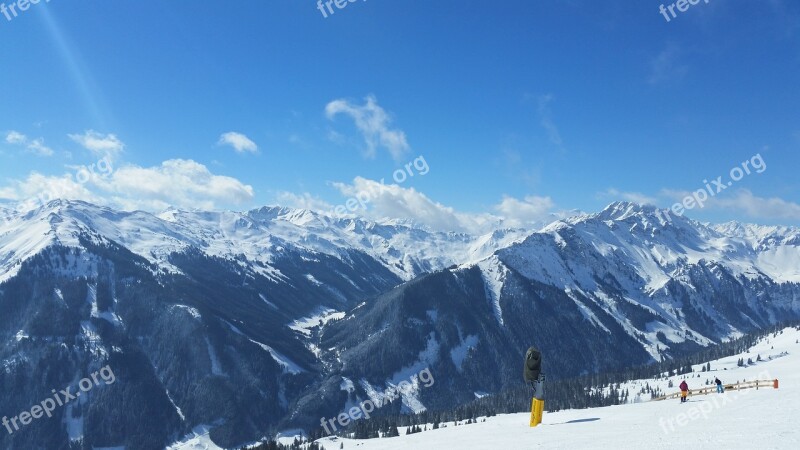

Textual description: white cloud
[5,131,26,145]
[721,190,800,220]
[662,188,800,221]
[0,172,102,205]
[648,45,688,85]
[25,138,55,157]
[68,130,124,159]
[275,178,564,233]
[537,94,565,150]
[4,131,54,157]
[494,195,556,227]
[0,186,17,200]
[656,189,689,202]
[327,178,557,233]
[599,188,658,206]
[99,159,255,210]
[218,132,259,154]
[331,177,491,232]
[275,191,333,211]
[325,95,410,160]
[596,186,800,223]
[1,159,254,212]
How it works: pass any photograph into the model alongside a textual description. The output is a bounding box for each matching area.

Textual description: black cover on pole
[523,346,542,383]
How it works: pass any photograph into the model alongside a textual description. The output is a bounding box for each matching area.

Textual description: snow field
[315,327,800,450]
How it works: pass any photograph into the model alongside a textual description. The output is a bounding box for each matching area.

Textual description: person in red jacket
[679,380,689,403]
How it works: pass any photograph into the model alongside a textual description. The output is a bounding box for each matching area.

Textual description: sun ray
[37,5,109,128]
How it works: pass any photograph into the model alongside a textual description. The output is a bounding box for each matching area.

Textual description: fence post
[774,379,779,389]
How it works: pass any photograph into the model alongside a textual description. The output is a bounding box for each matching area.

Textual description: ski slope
[315,327,800,450]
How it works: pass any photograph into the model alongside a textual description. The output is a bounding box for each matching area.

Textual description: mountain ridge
[1,199,799,448]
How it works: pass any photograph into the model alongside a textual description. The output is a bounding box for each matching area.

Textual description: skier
[715,377,724,393]
[679,380,689,403]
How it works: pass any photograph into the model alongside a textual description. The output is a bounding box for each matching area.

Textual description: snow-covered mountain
[0,199,530,285]
[1,199,799,449]
[295,202,800,433]
[487,202,800,356]
[0,199,531,449]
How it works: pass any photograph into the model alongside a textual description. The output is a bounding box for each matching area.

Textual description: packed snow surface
[164,329,800,449]
[315,327,800,450]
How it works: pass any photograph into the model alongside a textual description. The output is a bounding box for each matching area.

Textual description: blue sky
[1,0,798,231]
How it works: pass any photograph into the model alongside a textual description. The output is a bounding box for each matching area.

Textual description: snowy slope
[315,327,800,450]
[712,221,800,283]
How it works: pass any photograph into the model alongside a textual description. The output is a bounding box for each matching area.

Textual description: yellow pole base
[529,398,544,427]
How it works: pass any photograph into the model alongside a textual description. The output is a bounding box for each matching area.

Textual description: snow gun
[523,346,545,427]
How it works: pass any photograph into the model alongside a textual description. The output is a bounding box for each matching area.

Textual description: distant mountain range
[1,200,798,449]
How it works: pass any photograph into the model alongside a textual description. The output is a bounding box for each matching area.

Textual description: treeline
[245,438,326,450]
[558,321,799,392]
[315,321,800,441]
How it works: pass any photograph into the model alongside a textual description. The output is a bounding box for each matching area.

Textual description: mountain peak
[597,201,659,220]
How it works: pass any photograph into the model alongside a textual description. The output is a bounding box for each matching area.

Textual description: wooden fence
[653,379,779,402]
